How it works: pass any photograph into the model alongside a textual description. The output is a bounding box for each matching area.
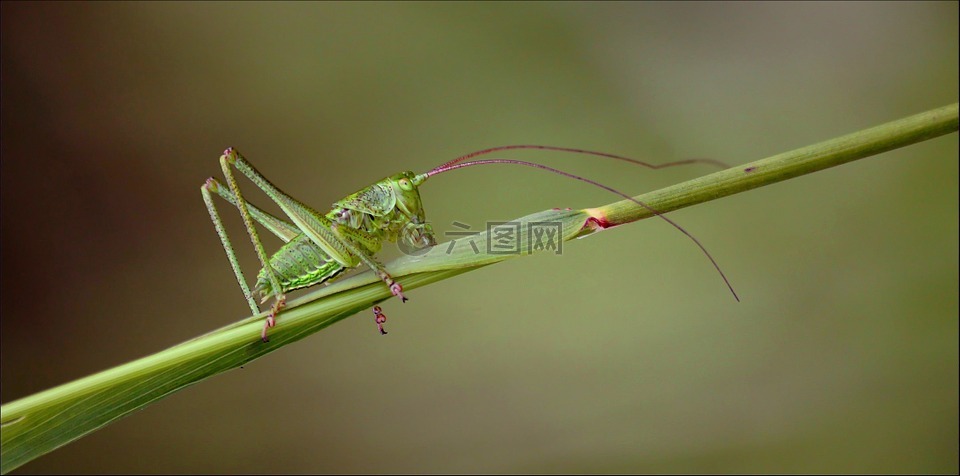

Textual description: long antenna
[424,158,740,302]
[431,144,731,173]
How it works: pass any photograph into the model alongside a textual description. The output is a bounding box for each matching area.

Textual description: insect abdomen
[254,235,345,298]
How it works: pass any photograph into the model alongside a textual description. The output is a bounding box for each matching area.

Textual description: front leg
[330,222,408,303]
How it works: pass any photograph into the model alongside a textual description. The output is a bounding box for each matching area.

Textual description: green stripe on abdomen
[254,235,346,297]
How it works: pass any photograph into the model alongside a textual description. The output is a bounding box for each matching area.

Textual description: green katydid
[201,145,738,341]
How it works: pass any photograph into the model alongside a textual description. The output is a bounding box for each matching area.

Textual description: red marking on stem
[582,207,615,231]
[744,166,756,173]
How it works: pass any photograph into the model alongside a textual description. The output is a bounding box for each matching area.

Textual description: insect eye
[398,178,413,190]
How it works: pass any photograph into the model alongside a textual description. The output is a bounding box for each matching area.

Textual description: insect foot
[261,296,287,342]
[373,306,388,335]
[220,146,237,161]
[378,271,408,303]
[390,282,407,302]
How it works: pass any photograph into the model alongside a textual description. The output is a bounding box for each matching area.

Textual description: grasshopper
[202,145,738,341]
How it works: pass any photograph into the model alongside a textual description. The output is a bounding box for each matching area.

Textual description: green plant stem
[589,102,959,227]
[1,103,956,474]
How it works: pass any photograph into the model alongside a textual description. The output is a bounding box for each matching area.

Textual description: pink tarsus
[261,297,285,342]
[373,306,388,335]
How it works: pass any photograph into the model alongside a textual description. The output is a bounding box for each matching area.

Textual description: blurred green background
[1,2,957,473]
